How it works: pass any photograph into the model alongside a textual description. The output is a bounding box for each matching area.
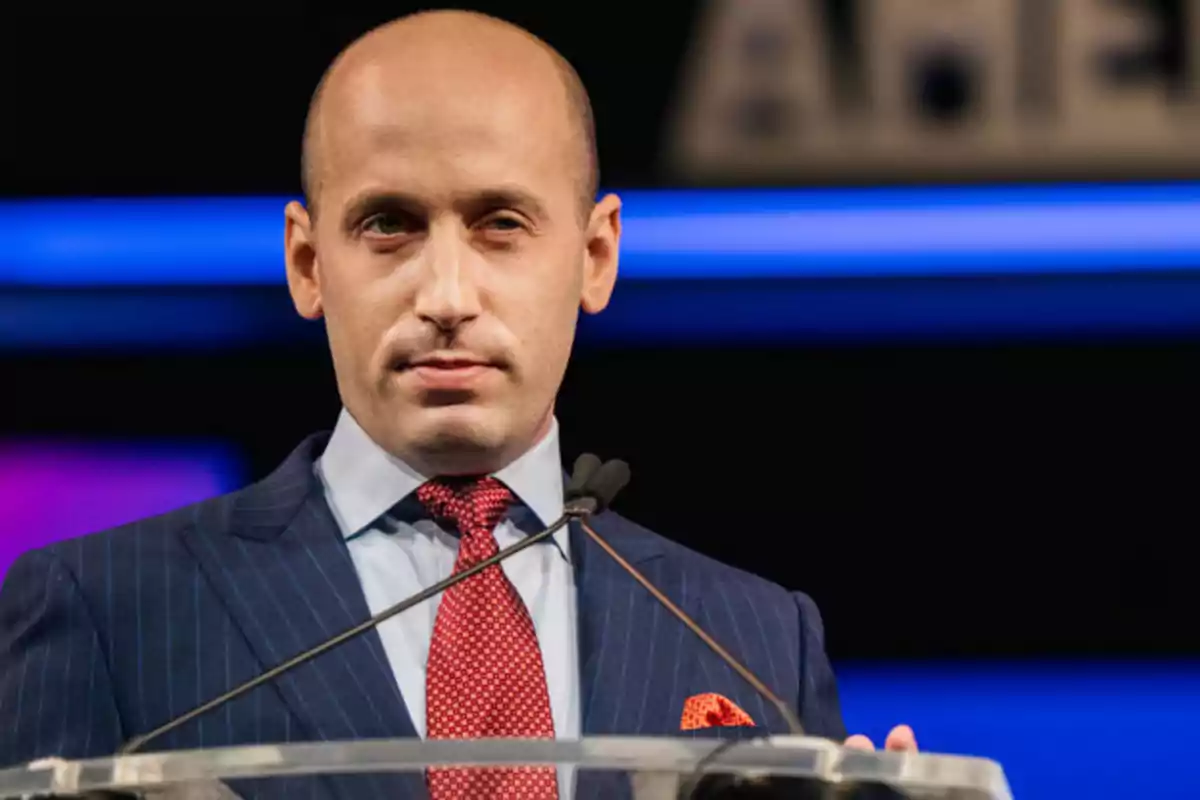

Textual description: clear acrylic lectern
[0,737,1012,799]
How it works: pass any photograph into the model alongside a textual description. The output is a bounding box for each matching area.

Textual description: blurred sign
[667,0,1200,181]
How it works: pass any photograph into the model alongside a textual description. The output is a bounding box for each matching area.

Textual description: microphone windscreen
[589,459,631,512]
[565,453,603,500]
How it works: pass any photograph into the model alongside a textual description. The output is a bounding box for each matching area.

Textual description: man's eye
[363,214,413,235]
[483,215,523,232]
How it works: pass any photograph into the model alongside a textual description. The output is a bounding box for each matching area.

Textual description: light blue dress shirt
[316,409,580,795]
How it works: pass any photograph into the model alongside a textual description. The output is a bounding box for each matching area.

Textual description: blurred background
[4,2,1200,797]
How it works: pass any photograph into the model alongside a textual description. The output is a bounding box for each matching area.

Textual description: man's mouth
[394,353,500,392]
[408,357,490,370]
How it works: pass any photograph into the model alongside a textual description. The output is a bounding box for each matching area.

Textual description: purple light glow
[0,440,243,579]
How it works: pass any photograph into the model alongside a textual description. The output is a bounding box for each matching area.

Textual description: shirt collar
[317,408,568,557]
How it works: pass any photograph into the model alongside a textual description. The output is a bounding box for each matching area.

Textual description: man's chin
[402,406,510,474]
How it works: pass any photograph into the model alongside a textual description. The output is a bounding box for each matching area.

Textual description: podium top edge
[1,737,1012,800]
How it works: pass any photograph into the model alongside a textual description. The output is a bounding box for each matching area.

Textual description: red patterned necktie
[417,477,559,800]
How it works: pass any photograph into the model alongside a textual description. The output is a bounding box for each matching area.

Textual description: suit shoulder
[35,485,249,568]
[30,434,327,569]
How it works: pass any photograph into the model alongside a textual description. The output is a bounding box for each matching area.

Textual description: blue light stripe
[0,198,281,286]
[5,184,1200,285]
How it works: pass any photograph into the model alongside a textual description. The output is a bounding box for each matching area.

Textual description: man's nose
[413,227,483,332]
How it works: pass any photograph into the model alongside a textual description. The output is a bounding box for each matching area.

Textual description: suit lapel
[571,513,702,800]
[183,435,426,800]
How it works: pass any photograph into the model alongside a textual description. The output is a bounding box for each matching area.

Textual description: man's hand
[844,725,918,752]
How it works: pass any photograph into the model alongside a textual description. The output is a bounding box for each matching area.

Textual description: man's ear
[284,200,323,320]
[580,193,621,314]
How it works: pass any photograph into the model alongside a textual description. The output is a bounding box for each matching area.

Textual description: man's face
[285,51,619,474]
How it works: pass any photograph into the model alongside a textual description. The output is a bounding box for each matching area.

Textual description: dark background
[3,5,1196,661]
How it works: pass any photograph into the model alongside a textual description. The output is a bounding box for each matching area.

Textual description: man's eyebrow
[341,190,426,228]
[464,187,549,221]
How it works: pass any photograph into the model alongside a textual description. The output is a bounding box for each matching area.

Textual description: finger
[884,724,917,752]
[843,734,876,751]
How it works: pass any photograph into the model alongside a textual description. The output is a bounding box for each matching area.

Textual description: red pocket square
[680,692,756,730]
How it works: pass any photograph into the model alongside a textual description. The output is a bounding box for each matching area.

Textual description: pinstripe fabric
[0,433,845,800]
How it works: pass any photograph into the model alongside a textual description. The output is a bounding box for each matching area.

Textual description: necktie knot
[416,476,514,544]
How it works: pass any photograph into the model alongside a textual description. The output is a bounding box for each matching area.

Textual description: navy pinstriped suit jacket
[0,434,846,799]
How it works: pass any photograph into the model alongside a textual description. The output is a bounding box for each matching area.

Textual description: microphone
[565,452,602,501]
[118,453,614,756]
[567,456,628,514]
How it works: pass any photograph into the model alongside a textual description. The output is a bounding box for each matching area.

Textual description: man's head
[284,10,621,476]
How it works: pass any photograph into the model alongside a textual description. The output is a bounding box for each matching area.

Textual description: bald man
[0,10,913,800]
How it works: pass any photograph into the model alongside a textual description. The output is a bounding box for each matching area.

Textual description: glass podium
[0,737,1011,799]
